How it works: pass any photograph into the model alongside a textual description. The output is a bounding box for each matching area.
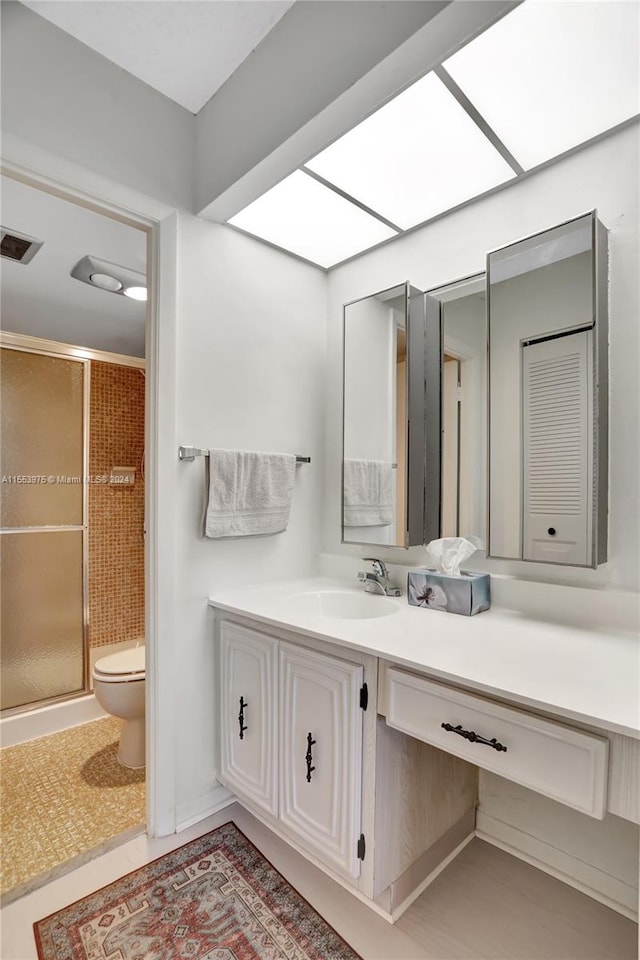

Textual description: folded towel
[343,459,393,526]
[205,449,296,538]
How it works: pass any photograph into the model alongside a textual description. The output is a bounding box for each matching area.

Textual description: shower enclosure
[1,344,89,713]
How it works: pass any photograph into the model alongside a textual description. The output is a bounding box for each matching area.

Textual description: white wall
[172,216,327,820]
[325,124,640,591]
[1,2,194,211]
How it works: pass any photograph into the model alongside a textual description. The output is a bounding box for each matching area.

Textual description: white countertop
[209,578,640,740]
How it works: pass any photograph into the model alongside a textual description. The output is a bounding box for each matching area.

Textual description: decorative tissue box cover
[407,570,491,616]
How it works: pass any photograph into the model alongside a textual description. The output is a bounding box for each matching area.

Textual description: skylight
[443,1,640,170]
[306,72,515,230]
[226,2,639,269]
[228,171,396,269]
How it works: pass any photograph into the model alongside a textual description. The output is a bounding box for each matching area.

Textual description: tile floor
[1,716,145,898]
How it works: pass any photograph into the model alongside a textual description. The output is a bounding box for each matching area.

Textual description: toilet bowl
[92,646,145,769]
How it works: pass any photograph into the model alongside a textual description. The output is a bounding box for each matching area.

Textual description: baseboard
[176,783,235,832]
[476,811,638,921]
[0,694,106,747]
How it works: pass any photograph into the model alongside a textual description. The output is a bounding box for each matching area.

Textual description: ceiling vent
[1,227,44,264]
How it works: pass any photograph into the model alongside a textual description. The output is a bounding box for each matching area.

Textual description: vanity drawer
[385,669,608,819]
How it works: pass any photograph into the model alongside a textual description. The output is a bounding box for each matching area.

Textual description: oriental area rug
[34,821,362,960]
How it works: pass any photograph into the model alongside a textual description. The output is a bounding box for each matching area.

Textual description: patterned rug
[34,821,362,960]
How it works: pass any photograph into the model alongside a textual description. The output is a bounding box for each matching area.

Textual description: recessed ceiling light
[305,72,514,230]
[123,286,148,301]
[229,170,396,268]
[443,1,640,169]
[90,272,122,292]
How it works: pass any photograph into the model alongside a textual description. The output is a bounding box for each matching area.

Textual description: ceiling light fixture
[71,255,146,300]
[305,71,515,231]
[229,169,397,268]
[443,1,640,169]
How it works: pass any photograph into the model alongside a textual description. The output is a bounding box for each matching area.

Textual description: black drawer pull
[238,697,248,740]
[441,722,507,752]
[305,732,316,782]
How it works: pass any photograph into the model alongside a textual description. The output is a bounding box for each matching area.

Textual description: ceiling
[14,1,638,273]
[21,0,295,113]
[1,177,147,358]
[228,0,640,269]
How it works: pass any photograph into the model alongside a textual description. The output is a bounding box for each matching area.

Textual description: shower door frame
[0,339,90,714]
[0,335,148,717]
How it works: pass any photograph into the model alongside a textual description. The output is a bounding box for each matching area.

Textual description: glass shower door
[1,347,88,712]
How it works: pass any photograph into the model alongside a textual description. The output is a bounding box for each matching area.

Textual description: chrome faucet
[357,558,402,597]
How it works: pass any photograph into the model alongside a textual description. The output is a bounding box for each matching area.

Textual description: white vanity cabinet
[279,642,364,878]
[217,620,366,880]
[211,583,639,925]
[219,622,278,816]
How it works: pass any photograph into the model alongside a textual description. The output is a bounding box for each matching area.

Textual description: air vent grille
[0,228,44,264]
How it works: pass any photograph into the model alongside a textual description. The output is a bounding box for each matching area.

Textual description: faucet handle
[361,557,388,578]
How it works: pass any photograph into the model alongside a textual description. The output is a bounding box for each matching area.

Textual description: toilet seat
[93,646,145,683]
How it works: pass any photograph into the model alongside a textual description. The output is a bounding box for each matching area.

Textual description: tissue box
[407,570,491,616]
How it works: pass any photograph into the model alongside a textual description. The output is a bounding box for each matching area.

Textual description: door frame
[0,153,179,838]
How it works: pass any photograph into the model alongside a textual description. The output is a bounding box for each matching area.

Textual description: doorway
[0,172,152,897]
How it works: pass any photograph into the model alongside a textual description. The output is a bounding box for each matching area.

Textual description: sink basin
[284,590,400,620]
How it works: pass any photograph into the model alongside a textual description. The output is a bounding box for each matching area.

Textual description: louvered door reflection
[522,329,592,564]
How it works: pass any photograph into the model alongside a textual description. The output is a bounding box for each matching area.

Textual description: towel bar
[179,446,310,464]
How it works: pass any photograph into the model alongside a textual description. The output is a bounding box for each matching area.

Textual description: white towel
[205,449,296,538]
[343,459,393,526]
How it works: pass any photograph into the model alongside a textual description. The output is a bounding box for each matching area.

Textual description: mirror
[427,274,487,546]
[342,282,440,547]
[488,211,608,567]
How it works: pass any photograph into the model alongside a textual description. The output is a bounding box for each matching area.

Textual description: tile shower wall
[88,362,145,648]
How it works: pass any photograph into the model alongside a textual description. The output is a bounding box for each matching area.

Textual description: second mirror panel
[429,275,487,547]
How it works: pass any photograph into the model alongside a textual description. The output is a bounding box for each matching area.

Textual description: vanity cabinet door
[279,642,364,879]
[219,622,278,817]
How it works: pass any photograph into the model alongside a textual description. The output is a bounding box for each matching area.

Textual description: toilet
[92,646,145,769]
